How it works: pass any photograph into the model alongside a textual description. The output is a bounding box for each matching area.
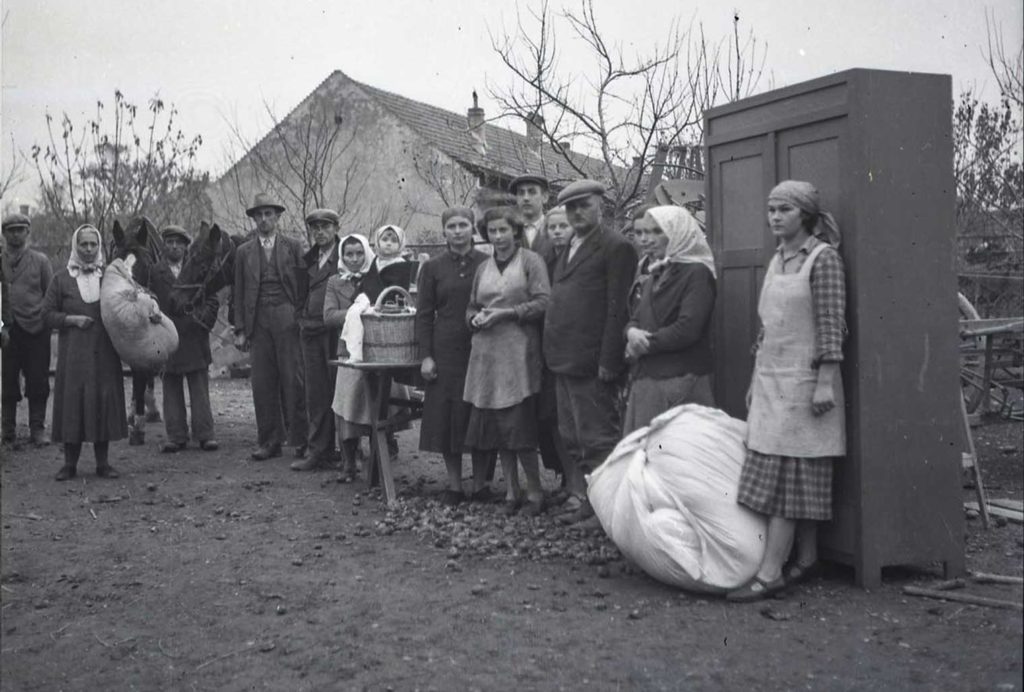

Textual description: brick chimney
[467,90,487,155]
[558,139,571,153]
[526,112,545,154]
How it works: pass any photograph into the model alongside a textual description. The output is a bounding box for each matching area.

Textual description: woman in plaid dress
[728,180,847,602]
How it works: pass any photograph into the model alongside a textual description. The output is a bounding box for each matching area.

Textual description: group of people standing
[1,175,846,602]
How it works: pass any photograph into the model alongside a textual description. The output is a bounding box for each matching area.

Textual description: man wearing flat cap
[291,208,341,471]
[1,213,54,448]
[233,193,309,461]
[151,225,219,453]
[544,179,637,525]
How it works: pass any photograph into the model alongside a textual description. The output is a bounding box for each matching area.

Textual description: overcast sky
[2,0,1021,208]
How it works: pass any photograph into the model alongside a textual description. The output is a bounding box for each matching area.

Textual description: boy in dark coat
[152,225,219,453]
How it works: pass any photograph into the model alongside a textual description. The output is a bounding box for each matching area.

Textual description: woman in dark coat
[43,225,127,480]
[416,207,491,505]
[623,206,717,433]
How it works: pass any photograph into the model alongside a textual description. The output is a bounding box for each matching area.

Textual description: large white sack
[587,404,767,593]
[100,258,178,370]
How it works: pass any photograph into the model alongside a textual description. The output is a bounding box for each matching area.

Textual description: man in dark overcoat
[1,213,54,448]
[233,193,309,460]
[290,208,340,471]
[543,179,638,524]
[151,225,219,453]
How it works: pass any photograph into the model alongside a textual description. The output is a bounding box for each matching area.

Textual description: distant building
[211,70,609,245]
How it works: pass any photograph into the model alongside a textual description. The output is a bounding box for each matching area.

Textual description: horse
[167,221,237,319]
[108,216,165,445]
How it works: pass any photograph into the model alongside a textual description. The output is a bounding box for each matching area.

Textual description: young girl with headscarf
[727,180,847,602]
[42,225,128,480]
[364,224,416,304]
[324,234,376,481]
[623,206,717,433]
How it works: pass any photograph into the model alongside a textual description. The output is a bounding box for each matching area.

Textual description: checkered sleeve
[810,246,847,364]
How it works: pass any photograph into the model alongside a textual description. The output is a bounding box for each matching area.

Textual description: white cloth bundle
[340,293,371,362]
[587,404,767,593]
[99,258,178,370]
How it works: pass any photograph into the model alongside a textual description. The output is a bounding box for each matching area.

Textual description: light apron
[746,243,845,457]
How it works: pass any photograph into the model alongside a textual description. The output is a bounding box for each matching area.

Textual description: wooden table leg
[367,372,397,506]
[980,333,994,415]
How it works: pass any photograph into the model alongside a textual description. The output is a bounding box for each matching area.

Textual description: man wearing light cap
[544,179,637,525]
[233,193,308,461]
[1,213,54,448]
[291,208,341,471]
[151,224,219,453]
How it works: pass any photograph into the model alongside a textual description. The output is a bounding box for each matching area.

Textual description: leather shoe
[290,455,326,472]
[293,444,308,459]
[557,499,595,525]
[726,575,786,602]
[161,442,187,454]
[95,465,120,479]
[54,465,76,481]
[250,445,282,461]
[199,440,219,451]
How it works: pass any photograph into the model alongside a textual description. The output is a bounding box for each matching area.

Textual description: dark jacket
[626,262,716,380]
[232,233,304,337]
[543,227,638,378]
[151,261,218,374]
[297,240,340,334]
[415,249,488,373]
[0,247,53,334]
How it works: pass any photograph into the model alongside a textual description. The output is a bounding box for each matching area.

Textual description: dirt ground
[1,377,1021,692]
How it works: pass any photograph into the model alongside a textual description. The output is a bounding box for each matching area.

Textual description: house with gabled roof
[210,69,611,245]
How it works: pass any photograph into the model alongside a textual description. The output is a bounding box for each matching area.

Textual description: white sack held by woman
[587,404,767,593]
[100,257,178,370]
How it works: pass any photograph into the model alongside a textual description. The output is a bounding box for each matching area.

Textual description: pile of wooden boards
[965,498,1024,524]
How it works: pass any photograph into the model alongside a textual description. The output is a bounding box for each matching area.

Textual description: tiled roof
[348,73,610,187]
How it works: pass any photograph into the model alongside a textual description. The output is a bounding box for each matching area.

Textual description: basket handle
[374,285,413,311]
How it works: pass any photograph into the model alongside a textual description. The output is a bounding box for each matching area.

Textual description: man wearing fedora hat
[544,179,637,525]
[150,224,219,454]
[233,193,308,461]
[291,208,341,471]
[1,213,54,448]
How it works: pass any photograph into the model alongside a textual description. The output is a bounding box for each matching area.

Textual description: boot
[1,403,16,445]
[128,415,146,446]
[94,442,120,479]
[144,388,162,423]
[55,443,80,481]
[28,399,48,447]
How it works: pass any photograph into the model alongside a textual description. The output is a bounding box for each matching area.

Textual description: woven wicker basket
[362,286,418,364]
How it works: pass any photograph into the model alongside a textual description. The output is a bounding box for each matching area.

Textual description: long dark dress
[43,271,128,443]
[415,249,488,454]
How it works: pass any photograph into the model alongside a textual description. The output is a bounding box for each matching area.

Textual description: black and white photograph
[1,0,1021,689]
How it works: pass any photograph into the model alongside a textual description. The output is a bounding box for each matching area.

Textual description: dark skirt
[464,398,538,451]
[736,450,834,521]
[419,373,473,455]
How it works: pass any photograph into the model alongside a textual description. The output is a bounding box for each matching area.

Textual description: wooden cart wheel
[959,292,987,414]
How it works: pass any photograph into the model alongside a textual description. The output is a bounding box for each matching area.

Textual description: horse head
[110,216,160,287]
[168,221,237,315]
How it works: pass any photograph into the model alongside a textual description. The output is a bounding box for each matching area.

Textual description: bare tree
[29,91,209,234]
[489,1,767,216]
[1,136,27,204]
[221,92,371,239]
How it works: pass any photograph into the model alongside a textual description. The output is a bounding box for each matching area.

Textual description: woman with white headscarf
[727,180,847,602]
[622,206,717,433]
[42,225,127,480]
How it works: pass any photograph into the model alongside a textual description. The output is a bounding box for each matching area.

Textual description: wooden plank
[989,499,1024,512]
[971,572,1024,585]
[964,502,1023,524]
[903,585,1023,611]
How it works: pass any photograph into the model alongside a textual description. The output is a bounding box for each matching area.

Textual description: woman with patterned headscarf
[728,180,847,602]
[42,225,128,480]
[623,206,717,433]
